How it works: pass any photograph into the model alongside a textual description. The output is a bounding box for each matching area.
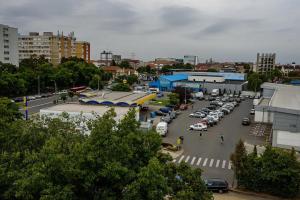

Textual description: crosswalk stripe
[185,156,190,163]
[228,161,232,170]
[191,157,196,165]
[178,155,185,163]
[216,160,220,168]
[209,159,214,167]
[222,160,226,168]
[196,157,202,166]
[203,158,208,166]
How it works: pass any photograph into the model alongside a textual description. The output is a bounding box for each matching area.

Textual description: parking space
[162,96,265,184]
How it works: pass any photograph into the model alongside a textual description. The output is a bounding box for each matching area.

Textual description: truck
[211,89,219,97]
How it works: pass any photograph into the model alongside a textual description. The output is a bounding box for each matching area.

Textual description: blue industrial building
[149,72,247,93]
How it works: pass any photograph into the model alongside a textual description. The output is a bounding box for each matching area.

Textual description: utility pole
[98,77,100,91]
[184,83,187,104]
[38,75,40,95]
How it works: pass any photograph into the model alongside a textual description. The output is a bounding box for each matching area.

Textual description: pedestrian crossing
[173,155,232,170]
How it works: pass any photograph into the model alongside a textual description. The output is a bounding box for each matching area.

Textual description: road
[163,98,264,185]
[19,95,78,117]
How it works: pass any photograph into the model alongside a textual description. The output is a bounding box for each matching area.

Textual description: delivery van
[156,122,168,136]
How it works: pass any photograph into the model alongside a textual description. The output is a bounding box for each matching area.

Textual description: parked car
[205,178,229,193]
[189,112,205,118]
[219,107,230,115]
[155,111,167,116]
[206,105,217,110]
[161,115,172,123]
[156,122,168,136]
[140,106,149,111]
[242,117,251,125]
[179,104,188,110]
[160,107,172,113]
[189,123,207,131]
[199,119,214,127]
[208,96,215,101]
[156,92,164,98]
[250,108,255,115]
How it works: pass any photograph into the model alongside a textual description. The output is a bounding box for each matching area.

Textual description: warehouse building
[254,83,300,151]
[155,72,247,93]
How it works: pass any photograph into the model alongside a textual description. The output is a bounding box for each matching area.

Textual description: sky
[1,0,299,63]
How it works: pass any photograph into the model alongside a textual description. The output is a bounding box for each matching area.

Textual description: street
[163,98,265,185]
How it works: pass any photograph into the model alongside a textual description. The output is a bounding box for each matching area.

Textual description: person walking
[220,134,224,144]
[179,136,184,144]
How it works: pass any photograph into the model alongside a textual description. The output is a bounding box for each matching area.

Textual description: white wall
[273,130,300,151]
[254,110,274,123]
[188,75,225,83]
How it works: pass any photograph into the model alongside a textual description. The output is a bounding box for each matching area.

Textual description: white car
[189,113,205,118]
[189,123,207,131]
[207,115,219,122]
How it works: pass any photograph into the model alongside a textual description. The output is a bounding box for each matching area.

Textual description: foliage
[247,72,263,91]
[161,64,193,73]
[0,56,109,97]
[112,83,131,92]
[173,86,192,103]
[168,93,180,105]
[0,97,22,129]
[207,68,218,72]
[0,107,212,200]
[115,75,138,85]
[89,74,103,90]
[231,141,300,198]
[119,60,131,69]
[137,65,156,74]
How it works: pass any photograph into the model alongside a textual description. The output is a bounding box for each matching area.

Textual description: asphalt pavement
[163,98,265,186]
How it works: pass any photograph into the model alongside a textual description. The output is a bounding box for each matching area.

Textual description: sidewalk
[214,191,284,200]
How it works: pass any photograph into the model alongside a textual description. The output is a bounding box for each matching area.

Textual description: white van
[156,122,168,136]
[211,89,219,97]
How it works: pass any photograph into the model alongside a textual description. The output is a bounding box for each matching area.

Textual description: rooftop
[173,72,246,81]
[160,74,188,82]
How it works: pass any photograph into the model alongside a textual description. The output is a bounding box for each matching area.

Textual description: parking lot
[162,97,265,185]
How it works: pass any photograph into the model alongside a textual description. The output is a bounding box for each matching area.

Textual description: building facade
[183,55,198,65]
[254,53,276,74]
[19,31,89,66]
[0,24,18,66]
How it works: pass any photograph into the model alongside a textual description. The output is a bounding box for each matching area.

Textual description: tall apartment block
[19,31,90,66]
[183,55,198,65]
[255,53,276,74]
[0,24,19,66]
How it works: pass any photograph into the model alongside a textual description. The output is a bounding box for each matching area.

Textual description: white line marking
[196,157,202,166]
[228,161,232,170]
[185,156,190,163]
[191,157,196,165]
[178,155,185,163]
[222,160,226,168]
[209,159,214,167]
[28,102,53,109]
[203,158,208,166]
[216,160,220,168]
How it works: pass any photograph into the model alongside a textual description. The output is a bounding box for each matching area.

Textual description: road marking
[203,158,208,166]
[190,157,196,165]
[209,159,214,167]
[222,160,226,168]
[216,160,220,168]
[196,157,202,166]
[178,155,185,163]
[185,156,190,163]
[28,102,53,109]
[228,162,232,170]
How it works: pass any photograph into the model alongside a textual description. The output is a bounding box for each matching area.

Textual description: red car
[180,104,188,110]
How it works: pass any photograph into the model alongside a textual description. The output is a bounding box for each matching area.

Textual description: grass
[149,98,170,106]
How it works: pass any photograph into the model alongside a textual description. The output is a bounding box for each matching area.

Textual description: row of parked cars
[188,96,241,131]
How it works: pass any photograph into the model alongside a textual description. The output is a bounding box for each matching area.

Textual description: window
[4,51,9,55]
[3,34,8,37]
[4,45,9,48]
[4,40,9,43]
[4,57,9,60]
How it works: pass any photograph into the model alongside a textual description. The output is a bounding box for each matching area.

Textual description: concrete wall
[262,88,275,98]
[272,130,300,151]
[0,24,18,66]
[254,110,274,123]
[273,112,300,132]
[188,75,225,83]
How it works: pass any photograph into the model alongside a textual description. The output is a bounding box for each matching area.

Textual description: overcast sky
[1,0,299,63]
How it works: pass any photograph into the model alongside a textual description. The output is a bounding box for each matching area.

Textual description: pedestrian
[199,132,202,137]
[179,136,184,144]
[220,135,224,144]
[191,104,194,110]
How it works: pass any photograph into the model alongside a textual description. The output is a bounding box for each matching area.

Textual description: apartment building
[0,24,18,66]
[73,41,90,63]
[184,55,198,65]
[254,53,276,74]
[19,31,89,66]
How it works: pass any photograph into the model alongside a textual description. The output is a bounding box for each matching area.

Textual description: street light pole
[184,83,187,104]
[38,75,40,95]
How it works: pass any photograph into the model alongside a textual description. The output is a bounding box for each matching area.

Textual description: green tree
[89,74,103,90]
[112,83,131,92]
[119,60,131,69]
[168,93,180,105]
[230,139,247,186]
[247,72,262,92]
[207,68,218,72]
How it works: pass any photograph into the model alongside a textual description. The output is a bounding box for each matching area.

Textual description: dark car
[205,178,229,193]
[206,105,217,110]
[242,117,250,125]
[208,96,215,101]
[201,108,212,113]
[159,107,172,113]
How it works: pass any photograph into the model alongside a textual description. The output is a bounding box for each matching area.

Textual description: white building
[183,55,198,65]
[254,83,300,151]
[254,53,276,74]
[0,24,18,66]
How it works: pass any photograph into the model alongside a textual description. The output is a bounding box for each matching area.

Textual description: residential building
[275,64,300,76]
[112,54,122,64]
[19,31,89,66]
[0,24,18,66]
[184,55,198,65]
[254,83,300,151]
[254,53,276,74]
[73,41,90,63]
[102,66,136,78]
[100,50,113,66]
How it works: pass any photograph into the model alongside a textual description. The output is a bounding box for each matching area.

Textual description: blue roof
[160,74,188,82]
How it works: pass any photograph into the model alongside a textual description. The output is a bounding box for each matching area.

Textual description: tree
[247,72,262,92]
[168,93,180,105]
[173,86,192,104]
[207,68,218,72]
[119,60,131,69]
[89,74,103,90]
[111,60,117,66]
[112,83,131,92]
[230,139,247,186]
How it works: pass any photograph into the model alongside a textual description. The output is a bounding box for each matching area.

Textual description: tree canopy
[0,102,212,200]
